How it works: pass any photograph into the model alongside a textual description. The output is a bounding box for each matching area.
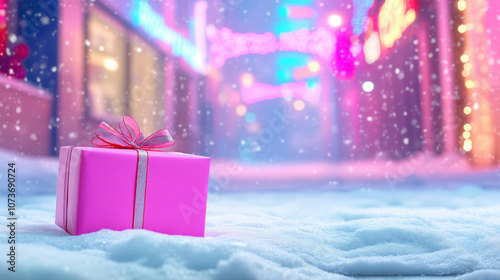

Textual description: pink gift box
[55,146,210,236]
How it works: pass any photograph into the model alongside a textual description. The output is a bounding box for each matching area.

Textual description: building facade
[1,0,208,156]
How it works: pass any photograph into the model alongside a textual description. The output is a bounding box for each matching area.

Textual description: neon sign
[133,1,205,72]
[378,0,417,48]
[207,27,278,68]
[278,5,315,19]
[240,80,321,105]
[363,32,381,64]
[278,27,335,59]
[207,27,335,67]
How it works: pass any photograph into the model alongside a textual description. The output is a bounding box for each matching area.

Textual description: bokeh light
[103,58,118,71]
[236,104,247,116]
[241,73,255,87]
[293,100,305,111]
[405,9,416,25]
[460,54,469,63]
[308,61,320,73]
[457,0,466,11]
[245,112,256,123]
[362,81,374,92]
[327,14,342,27]
[463,142,472,152]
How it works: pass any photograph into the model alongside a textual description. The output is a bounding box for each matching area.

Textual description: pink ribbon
[91,116,174,151]
[85,116,174,230]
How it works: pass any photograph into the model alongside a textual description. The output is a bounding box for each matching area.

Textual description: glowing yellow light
[465,80,474,89]
[462,70,470,77]
[458,24,467,33]
[463,106,472,115]
[308,61,320,73]
[328,14,342,27]
[464,139,472,145]
[464,63,472,70]
[457,0,466,11]
[103,58,118,71]
[378,0,416,49]
[405,9,416,26]
[236,104,247,116]
[241,73,254,88]
[463,142,472,152]
[363,32,381,64]
[464,123,472,131]
[293,100,305,111]
[463,131,471,139]
[460,54,469,63]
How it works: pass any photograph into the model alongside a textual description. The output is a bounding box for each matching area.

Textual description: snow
[0,149,499,280]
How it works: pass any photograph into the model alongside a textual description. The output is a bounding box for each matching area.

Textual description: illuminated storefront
[451,0,500,166]
[57,0,207,153]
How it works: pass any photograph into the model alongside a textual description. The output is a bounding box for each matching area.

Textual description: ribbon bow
[91,116,174,151]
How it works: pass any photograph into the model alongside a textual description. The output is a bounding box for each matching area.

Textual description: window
[129,34,165,135]
[86,8,165,135]
[87,10,127,119]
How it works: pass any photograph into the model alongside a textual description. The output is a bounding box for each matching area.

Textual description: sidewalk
[209,153,500,191]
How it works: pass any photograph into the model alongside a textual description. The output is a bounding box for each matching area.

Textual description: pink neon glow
[331,32,357,80]
[278,27,335,59]
[207,28,278,67]
[208,27,335,67]
[288,6,315,18]
[240,81,321,105]
[0,0,8,54]
[194,1,208,70]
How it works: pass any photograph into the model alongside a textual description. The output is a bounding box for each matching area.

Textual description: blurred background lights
[464,123,472,131]
[460,54,469,63]
[327,14,342,27]
[236,104,247,116]
[241,73,254,87]
[362,81,374,92]
[463,141,472,152]
[405,9,416,25]
[293,100,305,111]
[307,61,320,73]
[103,58,118,71]
[245,112,256,123]
[463,106,472,115]
[457,0,466,11]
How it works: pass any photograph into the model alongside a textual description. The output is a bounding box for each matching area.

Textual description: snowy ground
[0,150,499,280]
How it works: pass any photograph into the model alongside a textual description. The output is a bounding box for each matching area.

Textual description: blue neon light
[133,1,204,72]
[352,0,375,36]
[306,78,319,90]
[245,112,256,123]
[275,21,312,34]
[276,54,310,68]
